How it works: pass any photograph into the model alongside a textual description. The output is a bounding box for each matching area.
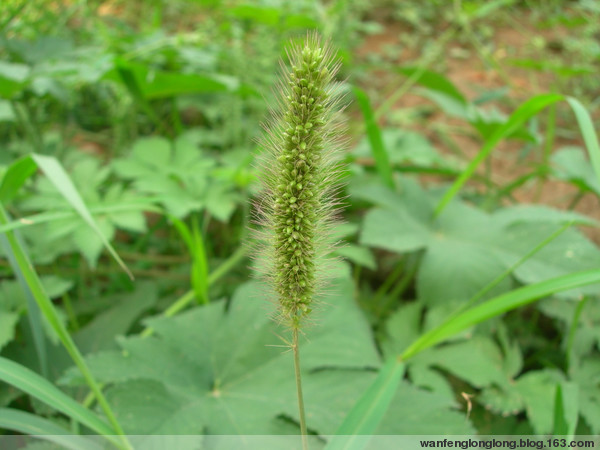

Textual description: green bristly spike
[254,34,346,447]
[256,33,346,327]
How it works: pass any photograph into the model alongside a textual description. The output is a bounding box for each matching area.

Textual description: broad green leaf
[114,135,222,218]
[0,155,37,203]
[0,62,30,98]
[380,302,423,357]
[105,60,239,99]
[515,369,565,435]
[401,269,600,360]
[493,204,600,227]
[74,282,158,354]
[375,380,475,434]
[0,357,115,437]
[0,408,102,450]
[30,154,132,278]
[61,279,381,435]
[353,87,394,188]
[360,181,600,304]
[334,244,376,270]
[410,336,509,389]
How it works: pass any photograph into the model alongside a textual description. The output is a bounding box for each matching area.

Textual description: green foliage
[1,0,600,445]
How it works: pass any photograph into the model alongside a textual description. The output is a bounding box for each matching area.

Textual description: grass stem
[293,326,309,450]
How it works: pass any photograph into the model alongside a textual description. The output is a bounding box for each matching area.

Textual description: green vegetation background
[1,0,600,445]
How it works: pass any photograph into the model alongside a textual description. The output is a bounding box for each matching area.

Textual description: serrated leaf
[410,336,508,389]
[376,380,475,434]
[479,385,524,417]
[515,369,565,435]
[113,135,236,219]
[0,312,19,351]
[380,302,423,357]
[571,358,600,434]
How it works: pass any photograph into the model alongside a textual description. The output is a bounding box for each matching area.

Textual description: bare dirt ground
[355,10,600,243]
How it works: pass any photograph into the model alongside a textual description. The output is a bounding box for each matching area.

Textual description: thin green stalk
[0,205,130,450]
[565,296,588,373]
[536,102,556,201]
[61,291,80,331]
[293,326,309,450]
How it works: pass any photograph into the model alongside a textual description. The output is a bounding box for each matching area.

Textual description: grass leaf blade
[30,154,133,280]
[435,93,564,216]
[0,407,103,450]
[326,357,405,450]
[402,269,600,360]
[0,357,115,437]
[353,87,394,188]
[565,97,600,185]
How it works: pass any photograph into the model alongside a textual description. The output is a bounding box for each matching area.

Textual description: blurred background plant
[1,0,599,444]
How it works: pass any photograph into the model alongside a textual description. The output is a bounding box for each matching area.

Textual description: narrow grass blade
[402,269,600,360]
[0,407,102,450]
[435,93,564,216]
[353,87,394,188]
[191,216,209,304]
[325,357,405,450]
[30,154,133,280]
[566,97,600,185]
[0,358,114,437]
[0,205,129,447]
[552,382,578,437]
[0,216,48,377]
[115,62,169,136]
[553,384,568,436]
[0,200,161,235]
[171,216,209,304]
[0,155,37,203]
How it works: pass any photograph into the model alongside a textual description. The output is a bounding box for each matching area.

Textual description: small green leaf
[0,155,37,203]
[0,62,30,98]
[0,312,19,351]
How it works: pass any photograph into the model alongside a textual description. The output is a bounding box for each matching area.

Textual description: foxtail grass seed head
[255,33,346,328]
